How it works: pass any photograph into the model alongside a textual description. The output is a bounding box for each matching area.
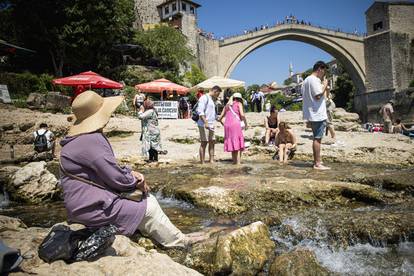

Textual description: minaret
[289,62,293,77]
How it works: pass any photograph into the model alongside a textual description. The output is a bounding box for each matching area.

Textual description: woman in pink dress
[218,93,248,164]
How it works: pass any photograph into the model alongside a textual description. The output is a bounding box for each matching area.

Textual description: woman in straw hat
[60,91,205,248]
[218,92,248,165]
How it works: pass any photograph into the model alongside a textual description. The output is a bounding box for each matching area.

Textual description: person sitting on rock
[264,106,280,146]
[60,91,205,249]
[392,119,408,134]
[274,122,297,164]
[33,123,56,157]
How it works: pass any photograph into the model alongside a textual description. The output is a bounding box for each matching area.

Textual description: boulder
[26,93,46,109]
[0,166,20,183]
[0,215,27,232]
[333,108,360,122]
[7,161,59,203]
[269,248,330,276]
[45,92,71,111]
[333,120,363,132]
[189,186,247,214]
[1,123,15,131]
[0,220,201,275]
[18,122,35,132]
[184,221,275,275]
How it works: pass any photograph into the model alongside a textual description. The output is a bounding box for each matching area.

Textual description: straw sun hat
[227,92,243,105]
[67,90,124,136]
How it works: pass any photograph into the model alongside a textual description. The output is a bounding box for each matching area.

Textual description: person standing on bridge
[302,61,330,170]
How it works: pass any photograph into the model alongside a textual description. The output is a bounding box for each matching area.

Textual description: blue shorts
[310,121,326,140]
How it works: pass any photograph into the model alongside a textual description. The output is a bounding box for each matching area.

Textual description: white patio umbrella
[194,76,245,89]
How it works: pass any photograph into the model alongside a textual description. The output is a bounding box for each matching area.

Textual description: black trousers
[148,148,158,161]
[254,99,262,113]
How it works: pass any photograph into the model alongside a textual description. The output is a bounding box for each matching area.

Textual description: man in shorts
[197,85,222,164]
[302,61,330,170]
[379,100,394,133]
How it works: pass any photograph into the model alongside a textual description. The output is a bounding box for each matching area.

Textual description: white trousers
[137,194,187,248]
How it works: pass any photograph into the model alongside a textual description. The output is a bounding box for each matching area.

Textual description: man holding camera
[302,61,330,170]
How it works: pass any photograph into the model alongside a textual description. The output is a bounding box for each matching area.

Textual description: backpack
[38,224,117,264]
[34,130,49,153]
[191,96,210,122]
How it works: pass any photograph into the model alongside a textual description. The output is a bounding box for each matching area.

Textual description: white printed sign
[153,101,178,119]
[0,84,11,103]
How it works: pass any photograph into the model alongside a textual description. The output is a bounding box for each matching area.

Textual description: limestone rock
[26,93,46,109]
[185,221,275,275]
[270,248,330,276]
[0,221,201,276]
[1,123,15,131]
[189,186,247,214]
[18,122,35,132]
[334,120,363,132]
[333,108,360,122]
[0,166,20,183]
[45,92,71,111]
[7,161,59,203]
[0,215,27,231]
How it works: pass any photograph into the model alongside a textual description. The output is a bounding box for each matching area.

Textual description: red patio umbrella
[135,78,189,95]
[52,71,123,89]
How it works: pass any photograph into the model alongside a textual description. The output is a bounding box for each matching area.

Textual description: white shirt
[301,75,327,122]
[197,94,216,128]
[33,128,54,148]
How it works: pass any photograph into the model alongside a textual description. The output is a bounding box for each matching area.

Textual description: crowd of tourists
[28,59,412,255]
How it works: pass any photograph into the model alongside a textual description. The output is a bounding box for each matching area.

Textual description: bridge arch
[217,25,366,94]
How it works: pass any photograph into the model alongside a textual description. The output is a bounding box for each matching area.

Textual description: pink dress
[224,102,245,152]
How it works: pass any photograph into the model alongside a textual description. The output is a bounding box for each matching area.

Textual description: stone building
[133,0,165,30]
[134,0,201,55]
[363,1,414,121]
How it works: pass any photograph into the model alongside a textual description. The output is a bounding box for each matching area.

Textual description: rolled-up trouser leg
[137,194,187,248]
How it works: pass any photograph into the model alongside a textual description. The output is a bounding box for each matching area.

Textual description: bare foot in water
[185,232,209,245]
[313,164,330,170]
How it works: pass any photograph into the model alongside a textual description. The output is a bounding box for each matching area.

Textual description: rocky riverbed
[0,105,413,275]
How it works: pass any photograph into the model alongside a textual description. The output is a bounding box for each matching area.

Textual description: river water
[1,160,413,275]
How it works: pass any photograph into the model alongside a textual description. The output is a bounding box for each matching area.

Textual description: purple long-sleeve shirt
[59,132,147,236]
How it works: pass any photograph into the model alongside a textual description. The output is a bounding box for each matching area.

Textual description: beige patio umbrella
[194,76,245,89]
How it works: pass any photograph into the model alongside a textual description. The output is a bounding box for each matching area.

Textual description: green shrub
[0,72,54,99]
[289,103,302,111]
[12,98,28,108]
[409,80,414,88]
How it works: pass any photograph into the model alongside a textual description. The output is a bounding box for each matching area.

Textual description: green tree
[184,64,206,86]
[301,69,313,80]
[1,0,135,76]
[332,64,355,111]
[409,80,414,87]
[283,78,293,86]
[133,25,194,72]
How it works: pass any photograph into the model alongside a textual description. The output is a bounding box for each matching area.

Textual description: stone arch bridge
[200,23,365,95]
[198,23,373,117]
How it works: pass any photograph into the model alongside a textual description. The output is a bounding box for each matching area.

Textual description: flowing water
[271,215,414,275]
[1,160,413,275]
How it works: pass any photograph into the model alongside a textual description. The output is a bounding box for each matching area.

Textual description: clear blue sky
[195,0,375,86]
